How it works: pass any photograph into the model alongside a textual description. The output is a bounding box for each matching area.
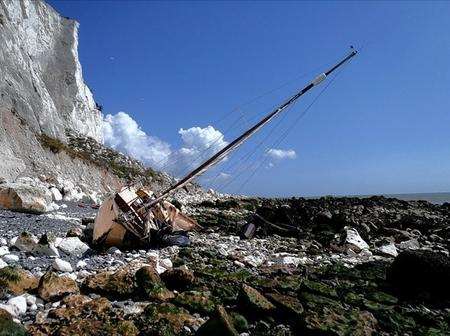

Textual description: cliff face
[0,0,102,141]
[0,0,116,190]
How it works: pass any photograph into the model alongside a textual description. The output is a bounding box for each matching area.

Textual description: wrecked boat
[92,48,358,248]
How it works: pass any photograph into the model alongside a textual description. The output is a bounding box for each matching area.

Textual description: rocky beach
[0,184,449,335]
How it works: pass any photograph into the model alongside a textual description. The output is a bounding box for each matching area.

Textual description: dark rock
[160,267,195,291]
[138,302,198,335]
[238,284,275,316]
[241,222,256,239]
[196,305,239,336]
[387,250,450,302]
[84,265,136,297]
[266,293,304,320]
[135,266,174,301]
[173,290,215,315]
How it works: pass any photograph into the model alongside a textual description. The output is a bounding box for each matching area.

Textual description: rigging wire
[149,54,345,175]
[233,61,350,195]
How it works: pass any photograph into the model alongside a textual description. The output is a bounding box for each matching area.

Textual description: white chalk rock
[49,187,63,201]
[0,246,9,256]
[345,228,369,251]
[58,237,89,257]
[0,180,52,213]
[0,238,7,246]
[377,243,398,257]
[0,303,17,317]
[3,254,19,263]
[0,258,8,269]
[53,258,73,272]
[8,296,27,315]
[76,260,87,269]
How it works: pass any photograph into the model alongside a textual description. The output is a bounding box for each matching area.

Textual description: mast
[147,49,357,208]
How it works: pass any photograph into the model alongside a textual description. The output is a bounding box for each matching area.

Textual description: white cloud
[102,112,171,168]
[103,113,228,176]
[171,126,228,172]
[266,148,297,160]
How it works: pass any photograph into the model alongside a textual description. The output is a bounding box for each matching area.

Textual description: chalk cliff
[0,0,118,191]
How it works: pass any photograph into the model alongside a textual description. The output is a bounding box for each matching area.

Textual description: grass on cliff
[39,134,159,183]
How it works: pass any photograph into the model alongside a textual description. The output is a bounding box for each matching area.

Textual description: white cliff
[0,0,103,142]
[0,0,120,191]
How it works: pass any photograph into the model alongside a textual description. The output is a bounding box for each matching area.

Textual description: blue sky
[48,1,450,197]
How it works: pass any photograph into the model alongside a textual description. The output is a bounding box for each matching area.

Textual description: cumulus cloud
[266,148,297,160]
[170,126,228,172]
[103,112,228,176]
[103,112,171,168]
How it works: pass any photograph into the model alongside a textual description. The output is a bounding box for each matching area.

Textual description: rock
[376,243,398,257]
[0,180,52,213]
[196,306,239,336]
[135,266,174,301]
[13,232,38,252]
[0,238,7,246]
[0,246,9,257]
[61,294,91,308]
[66,227,83,238]
[0,267,39,295]
[84,265,136,297]
[241,223,256,239]
[0,308,27,336]
[173,291,216,315]
[63,186,86,202]
[265,293,304,319]
[38,271,79,301]
[0,259,7,269]
[238,284,275,316]
[7,296,27,315]
[31,234,60,257]
[52,258,73,272]
[399,238,420,250]
[76,260,87,269]
[160,258,173,270]
[344,228,369,252]
[139,303,198,335]
[106,246,122,255]
[387,250,450,301]
[160,267,195,291]
[49,187,63,201]
[58,237,89,257]
[2,254,19,263]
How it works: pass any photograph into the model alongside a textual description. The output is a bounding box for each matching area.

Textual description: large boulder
[0,266,39,296]
[387,250,450,302]
[38,271,79,301]
[196,306,239,336]
[135,266,174,301]
[0,180,52,213]
[84,265,136,297]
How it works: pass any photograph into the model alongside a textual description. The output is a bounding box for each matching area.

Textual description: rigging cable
[233,60,350,195]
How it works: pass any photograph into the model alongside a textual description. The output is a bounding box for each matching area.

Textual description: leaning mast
[147,49,357,208]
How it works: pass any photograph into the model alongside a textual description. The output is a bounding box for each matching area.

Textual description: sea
[307,192,450,205]
[379,192,450,205]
